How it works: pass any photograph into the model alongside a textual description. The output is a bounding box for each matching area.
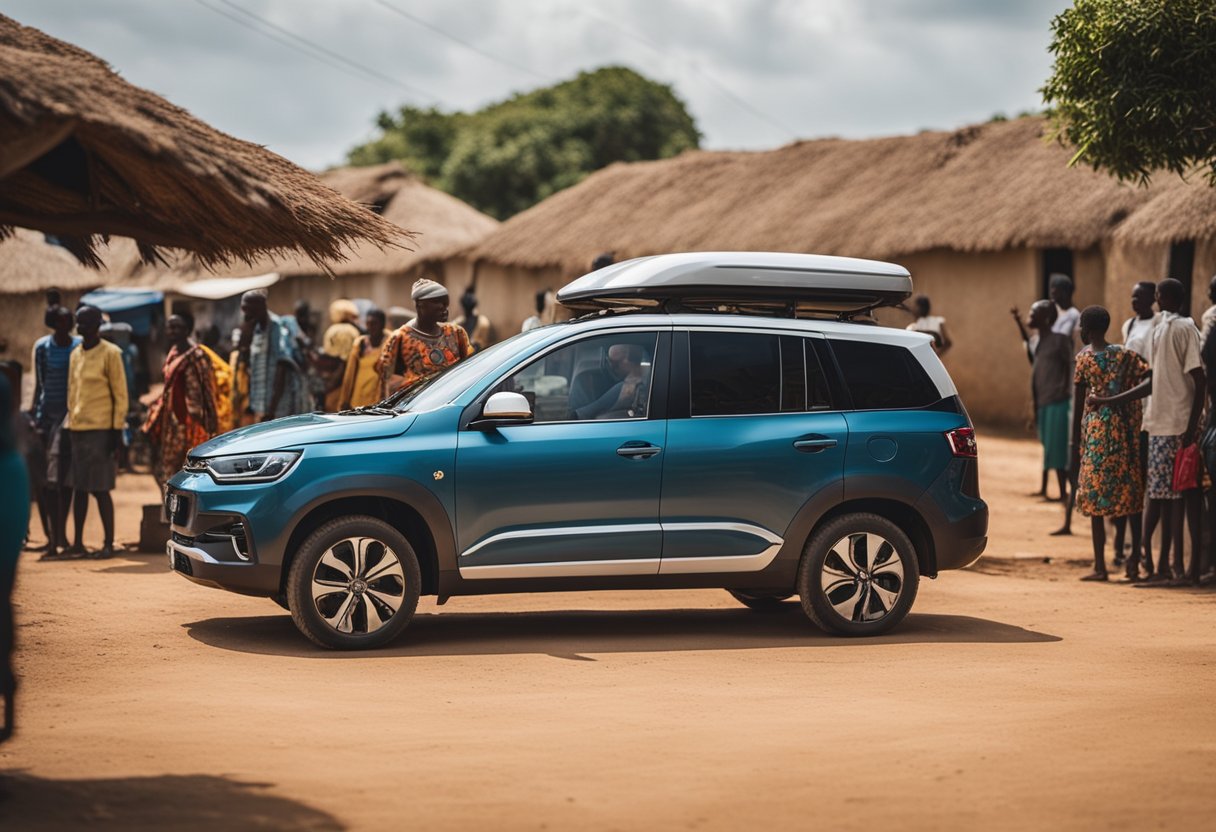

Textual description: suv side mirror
[473,391,533,429]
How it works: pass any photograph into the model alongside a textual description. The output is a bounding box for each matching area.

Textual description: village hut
[111,162,500,327]
[0,14,420,388]
[0,230,105,400]
[465,116,1214,425]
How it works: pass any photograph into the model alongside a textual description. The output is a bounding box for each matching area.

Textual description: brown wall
[873,248,1041,427]
[468,262,568,339]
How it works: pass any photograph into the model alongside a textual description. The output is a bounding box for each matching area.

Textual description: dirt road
[3,436,1214,830]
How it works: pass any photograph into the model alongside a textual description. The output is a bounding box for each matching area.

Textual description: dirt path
[3,436,1214,830]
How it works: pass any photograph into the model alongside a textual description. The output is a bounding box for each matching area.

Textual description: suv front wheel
[287,516,421,649]
[797,513,919,636]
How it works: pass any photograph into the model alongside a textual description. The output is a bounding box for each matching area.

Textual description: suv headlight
[198,451,300,483]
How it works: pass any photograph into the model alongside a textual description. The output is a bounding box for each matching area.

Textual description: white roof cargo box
[557,252,913,319]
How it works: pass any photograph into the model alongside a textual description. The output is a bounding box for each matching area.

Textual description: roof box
[556,252,913,319]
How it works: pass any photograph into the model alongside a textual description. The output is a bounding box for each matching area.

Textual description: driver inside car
[572,343,648,420]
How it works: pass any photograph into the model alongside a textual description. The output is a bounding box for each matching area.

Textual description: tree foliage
[349,66,701,218]
[1041,0,1216,185]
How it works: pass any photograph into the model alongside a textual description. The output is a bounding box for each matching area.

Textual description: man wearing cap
[378,279,472,397]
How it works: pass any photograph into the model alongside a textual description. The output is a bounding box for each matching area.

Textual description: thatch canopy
[0,14,412,269]
[469,117,1179,273]
[1113,178,1216,245]
[0,228,105,294]
[108,162,498,286]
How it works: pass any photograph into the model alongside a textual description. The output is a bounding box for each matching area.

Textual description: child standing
[1024,300,1075,518]
[1070,306,1150,580]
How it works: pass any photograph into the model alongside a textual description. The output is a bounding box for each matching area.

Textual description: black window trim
[822,335,945,412]
[677,326,846,419]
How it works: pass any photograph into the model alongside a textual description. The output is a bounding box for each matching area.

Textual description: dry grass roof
[0,14,412,270]
[108,162,498,285]
[0,228,106,294]
[469,116,1203,274]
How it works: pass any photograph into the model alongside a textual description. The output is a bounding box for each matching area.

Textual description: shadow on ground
[183,606,1061,659]
[0,771,343,831]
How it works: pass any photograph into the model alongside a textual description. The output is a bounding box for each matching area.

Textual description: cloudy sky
[10,0,1071,170]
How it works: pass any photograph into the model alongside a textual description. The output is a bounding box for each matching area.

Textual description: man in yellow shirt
[63,306,128,559]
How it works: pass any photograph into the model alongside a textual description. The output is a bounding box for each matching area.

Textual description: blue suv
[166,253,987,649]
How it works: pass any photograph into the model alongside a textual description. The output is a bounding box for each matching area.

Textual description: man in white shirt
[1049,274,1081,345]
[1122,281,1160,359]
[1201,275,1216,342]
[1092,278,1204,585]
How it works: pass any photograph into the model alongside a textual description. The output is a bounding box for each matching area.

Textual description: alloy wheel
[821,532,905,623]
[310,537,407,635]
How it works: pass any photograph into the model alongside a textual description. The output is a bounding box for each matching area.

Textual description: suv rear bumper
[929,502,988,571]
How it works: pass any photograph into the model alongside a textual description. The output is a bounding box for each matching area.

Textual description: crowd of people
[1013,273,1216,585]
[17,278,494,561]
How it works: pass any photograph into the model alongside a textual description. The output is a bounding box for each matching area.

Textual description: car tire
[726,589,795,611]
[286,515,421,650]
[797,512,919,637]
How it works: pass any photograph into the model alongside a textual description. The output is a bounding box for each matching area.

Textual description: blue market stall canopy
[79,287,164,335]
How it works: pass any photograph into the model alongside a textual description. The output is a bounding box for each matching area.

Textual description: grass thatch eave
[105,162,499,286]
[468,117,1167,275]
[0,14,414,271]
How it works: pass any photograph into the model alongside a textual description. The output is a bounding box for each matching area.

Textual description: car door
[658,329,847,574]
[455,329,670,579]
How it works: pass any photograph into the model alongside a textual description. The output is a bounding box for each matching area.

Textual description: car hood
[191,412,417,457]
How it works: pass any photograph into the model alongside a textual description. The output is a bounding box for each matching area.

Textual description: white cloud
[5,0,1071,169]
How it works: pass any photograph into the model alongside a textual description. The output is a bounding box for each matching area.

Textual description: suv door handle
[793,437,837,453]
[617,442,662,459]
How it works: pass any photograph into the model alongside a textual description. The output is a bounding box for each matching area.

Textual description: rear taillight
[946,427,977,458]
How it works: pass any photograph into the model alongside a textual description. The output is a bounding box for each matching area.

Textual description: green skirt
[1037,399,1070,471]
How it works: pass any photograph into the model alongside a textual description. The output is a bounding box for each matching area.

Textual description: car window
[690,332,781,416]
[829,338,940,410]
[497,332,659,423]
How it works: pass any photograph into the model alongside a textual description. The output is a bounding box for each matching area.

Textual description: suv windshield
[390,327,554,412]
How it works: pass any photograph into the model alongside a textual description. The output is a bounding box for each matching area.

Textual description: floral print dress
[376,322,472,398]
[1074,345,1150,517]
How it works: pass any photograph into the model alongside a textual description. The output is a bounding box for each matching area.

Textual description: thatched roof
[469,117,1184,274]
[107,162,497,286]
[0,14,412,269]
[0,228,106,294]
[1113,177,1216,245]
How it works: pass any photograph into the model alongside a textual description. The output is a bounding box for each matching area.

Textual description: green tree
[1041,0,1216,185]
[348,66,701,218]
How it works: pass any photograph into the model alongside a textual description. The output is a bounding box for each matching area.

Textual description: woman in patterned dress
[1070,306,1150,581]
[143,314,219,489]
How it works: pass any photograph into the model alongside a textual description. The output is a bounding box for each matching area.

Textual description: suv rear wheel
[286,515,421,650]
[797,513,918,636]
[726,589,795,611]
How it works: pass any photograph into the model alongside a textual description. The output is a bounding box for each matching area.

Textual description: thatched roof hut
[110,162,498,287]
[0,14,411,269]
[465,116,1216,426]
[468,117,1166,272]
[0,228,107,294]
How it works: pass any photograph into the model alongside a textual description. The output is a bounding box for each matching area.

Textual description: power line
[372,0,553,84]
[192,0,435,100]
[578,9,798,141]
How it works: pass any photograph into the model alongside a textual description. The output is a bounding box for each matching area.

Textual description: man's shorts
[1147,434,1183,500]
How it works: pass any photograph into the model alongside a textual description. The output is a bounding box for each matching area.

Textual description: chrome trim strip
[661,521,783,545]
[657,546,782,575]
[167,539,221,565]
[459,521,785,577]
[460,558,661,580]
[460,523,663,559]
